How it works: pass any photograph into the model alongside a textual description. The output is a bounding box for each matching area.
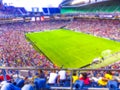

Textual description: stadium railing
[0,67,119,90]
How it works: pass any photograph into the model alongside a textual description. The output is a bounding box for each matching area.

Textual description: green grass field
[26,29,120,68]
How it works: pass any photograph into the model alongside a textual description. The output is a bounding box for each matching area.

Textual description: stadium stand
[65,18,120,41]
[0,4,27,19]
[0,0,119,90]
[0,67,119,90]
[16,7,28,14]
[0,18,120,68]
[1,6,27,16]
[0,19,119,89]
[61,0,120,14]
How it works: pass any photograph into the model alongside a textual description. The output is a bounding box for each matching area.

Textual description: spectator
[57,69,67,85]
[72,71,79,83]
[37,69,46,78]
[98,71,113,86]
[79,72,91,85]
[47,70,58,86]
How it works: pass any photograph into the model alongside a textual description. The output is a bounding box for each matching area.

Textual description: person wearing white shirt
[47,70,58,85]
[57,70,66,86]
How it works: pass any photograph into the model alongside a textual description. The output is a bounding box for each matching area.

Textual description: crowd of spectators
[0,20,68,68]
[66,18,120,41]
[0,18,119,89]
[0,63,120,89]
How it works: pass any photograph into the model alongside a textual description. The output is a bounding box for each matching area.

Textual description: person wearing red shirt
[79,72,90,85]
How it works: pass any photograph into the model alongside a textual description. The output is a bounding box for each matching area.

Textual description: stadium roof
[60,0,113,7]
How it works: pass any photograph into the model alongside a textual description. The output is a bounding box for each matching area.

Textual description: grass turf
[26,29,120,68]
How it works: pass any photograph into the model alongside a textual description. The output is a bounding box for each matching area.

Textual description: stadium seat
[34,78,46,90]
[74,80,84,89]
[63,79,70,87]
[22,84,34,90]
[91,81,99,87]
[1,83,21,90]
[107,80,119,90]
[15,78,25,88]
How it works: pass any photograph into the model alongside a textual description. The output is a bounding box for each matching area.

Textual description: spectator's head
[80,72,88,79]
[106,71,112,75]
[73,71,77,76]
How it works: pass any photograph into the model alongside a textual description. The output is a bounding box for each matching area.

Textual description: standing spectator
[47,70,58,86]
[57,69,67,86]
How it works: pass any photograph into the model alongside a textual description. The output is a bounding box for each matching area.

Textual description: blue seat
[107,80,118,90]
[91,81,99,87]
[1,83,21,90]
[22,84,34,90]
[34,78,46,90]
[63,79,70,87]
[74,80,84,90]
[15,78,25,88]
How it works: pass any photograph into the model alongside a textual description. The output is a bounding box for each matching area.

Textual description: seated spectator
[98,71,113,86]
[79,72,91,85]
[32,73,39,81]
[32,70,46,80]
[91,73,102,83]
[72,71,79,83]
[113,72,120,82]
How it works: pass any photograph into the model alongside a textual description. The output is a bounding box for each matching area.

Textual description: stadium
[0,0,120,89]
